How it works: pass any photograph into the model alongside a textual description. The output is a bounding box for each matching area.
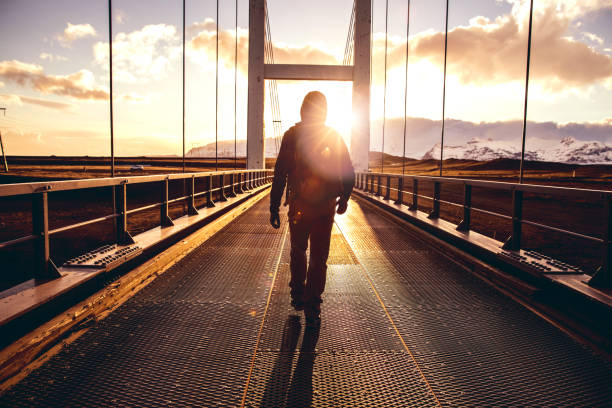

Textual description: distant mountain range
[186,117,612,165]
[186,138,282,158]
[421,136,612,164]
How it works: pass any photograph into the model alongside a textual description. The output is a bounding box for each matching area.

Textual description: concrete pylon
[350,0,371,172]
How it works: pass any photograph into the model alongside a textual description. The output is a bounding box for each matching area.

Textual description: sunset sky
[0,0,611,159]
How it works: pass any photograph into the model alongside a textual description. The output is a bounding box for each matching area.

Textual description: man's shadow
[260,315,321,408]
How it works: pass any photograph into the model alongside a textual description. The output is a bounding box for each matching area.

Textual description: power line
[0,107,7,172]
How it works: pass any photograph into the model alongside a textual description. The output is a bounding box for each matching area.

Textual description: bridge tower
[246,0,371,171]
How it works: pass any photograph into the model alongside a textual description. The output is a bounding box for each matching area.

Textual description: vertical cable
[520,0,534,184]
[215,0,219,171]
[235,0,238,169]
[344,2,356,65]
[368,0,373,173]
[381,0,389,173]
[440,0,449,177]
[402,0,411,176]
[440,0,448,177]
[108,0,114,177]
[182,0,186,173]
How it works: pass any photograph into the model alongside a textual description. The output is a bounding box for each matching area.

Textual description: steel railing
[0,169,273,279]
[356,172,612,287]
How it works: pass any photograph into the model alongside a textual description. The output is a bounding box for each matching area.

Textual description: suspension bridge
[1,1,611,406]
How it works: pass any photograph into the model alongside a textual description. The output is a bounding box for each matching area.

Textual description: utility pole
[0,108,7,172]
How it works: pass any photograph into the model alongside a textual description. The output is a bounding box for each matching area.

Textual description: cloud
[583,32,604,45]
[375,1,612,91]
[115,9,127,24]
[58,23,97,47]
[39,53,68,62]
[93,24,179,83]
[117,92,148,104]
[187,19,338,72]
[0,60,109,100]
[0,94,73,110]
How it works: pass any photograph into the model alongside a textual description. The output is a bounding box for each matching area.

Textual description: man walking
[269,91,355,327]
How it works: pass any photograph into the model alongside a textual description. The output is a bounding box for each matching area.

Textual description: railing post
[502,189,523,251]
[394,176,403,205]
[235,172,244,194]
[187,175,199,215]
[32,191,61,279]
[456,184,472,232]
[160,178,175,227]
[219,174,228,202]
[205,174,216,207]
[589,196,612,287]
[409,179,418,211]
[364,174,369,192]
[384,175,391,200]
[428,181,441,219]
[227,173,237,198]
[242,172,250,191]
[377,175,382,196]
[115,181,135,244]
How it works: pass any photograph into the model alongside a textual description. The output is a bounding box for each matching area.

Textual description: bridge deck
[2,197,611,407]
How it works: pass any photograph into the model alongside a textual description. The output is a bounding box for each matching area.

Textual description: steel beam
[264,64,353,81]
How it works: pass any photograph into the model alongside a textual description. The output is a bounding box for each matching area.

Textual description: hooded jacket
[270,121,355,214]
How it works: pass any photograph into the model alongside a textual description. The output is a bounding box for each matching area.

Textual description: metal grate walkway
[2,197,611,407]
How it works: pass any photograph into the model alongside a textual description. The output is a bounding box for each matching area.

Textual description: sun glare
[266,80,354,149]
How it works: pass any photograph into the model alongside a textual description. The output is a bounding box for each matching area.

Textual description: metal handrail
[357,171,611,286]
[359,172,611,199]
[0,169,267,198]
[0,169,273,279]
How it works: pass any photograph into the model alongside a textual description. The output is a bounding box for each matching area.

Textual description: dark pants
[288,200,335,312]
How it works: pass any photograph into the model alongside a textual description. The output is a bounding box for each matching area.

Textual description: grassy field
[0,155,610,291]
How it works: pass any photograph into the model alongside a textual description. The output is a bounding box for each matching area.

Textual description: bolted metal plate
[335,200,612,407]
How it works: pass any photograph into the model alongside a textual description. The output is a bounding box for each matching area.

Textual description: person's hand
[270,211,281,229]
[336,199,348,215]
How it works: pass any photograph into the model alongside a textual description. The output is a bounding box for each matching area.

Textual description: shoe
[291,298,305,311]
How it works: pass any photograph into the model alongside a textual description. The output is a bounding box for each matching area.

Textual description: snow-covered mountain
[421,136,611,164]
[186,138,281,158]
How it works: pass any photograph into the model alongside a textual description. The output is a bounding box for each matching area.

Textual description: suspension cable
[343,1,356,65]
[519,0,534,184]
[182,0,186,173]
[440,0,449,177]
[402,0,411,176]
[108,0,114,177]
[234,0,238,169]
[381,0,389,173]
[215,0,219,171]
[264,0,282,157]
[369,0,373,172]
